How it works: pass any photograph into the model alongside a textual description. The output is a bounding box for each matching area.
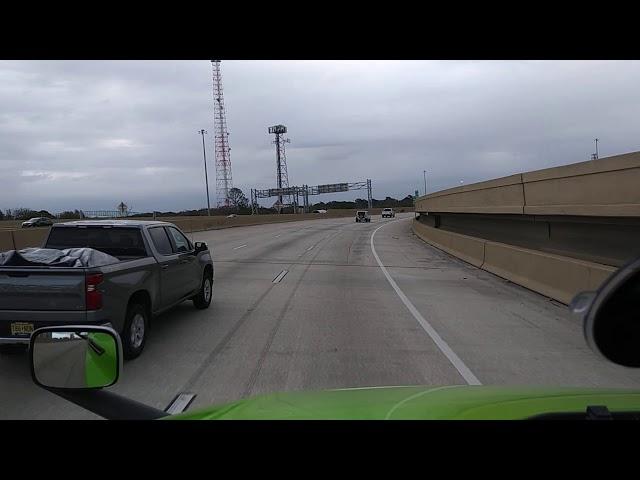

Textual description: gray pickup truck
[0,220,214,359]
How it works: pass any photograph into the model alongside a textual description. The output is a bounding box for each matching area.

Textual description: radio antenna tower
[212,60,233,208]
[268,124,291,212]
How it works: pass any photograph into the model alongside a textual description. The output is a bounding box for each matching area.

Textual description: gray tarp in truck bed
[0,248,119,268]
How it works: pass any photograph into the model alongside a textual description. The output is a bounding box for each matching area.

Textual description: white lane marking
[384,386,464,420]
[165,393,197,414]
[233,244,248,250]
[306,245,314,251]
[370,219,482,386]
[275,234,281,238]
[272,270,289,284]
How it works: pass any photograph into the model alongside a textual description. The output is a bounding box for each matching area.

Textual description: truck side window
[149,227,173,255]
[167,227,191,253]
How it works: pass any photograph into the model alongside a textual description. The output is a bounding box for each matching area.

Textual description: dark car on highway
[0,220,214,359]
[21,217,53,228]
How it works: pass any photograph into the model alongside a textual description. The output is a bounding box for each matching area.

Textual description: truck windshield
[45,227,147,258]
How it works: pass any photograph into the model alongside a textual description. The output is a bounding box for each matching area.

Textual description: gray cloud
[1,60,639,212]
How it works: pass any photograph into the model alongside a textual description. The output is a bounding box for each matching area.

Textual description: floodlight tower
[212,60,233,208]
[268,124,291,212]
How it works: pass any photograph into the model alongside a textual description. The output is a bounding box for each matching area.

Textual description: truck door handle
[180,259,189,264]
[161,264,169,270]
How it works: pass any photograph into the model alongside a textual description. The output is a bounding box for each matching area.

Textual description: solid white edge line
[233,244,248,250]
[370,219,482,386]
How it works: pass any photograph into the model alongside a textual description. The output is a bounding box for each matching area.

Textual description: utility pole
[595,138,599,159]
[423,170,427,196]
[198,129,211,216]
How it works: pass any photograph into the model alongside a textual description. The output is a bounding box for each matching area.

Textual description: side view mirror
[30,326,123,389]
[29,325,170,419]
[194,241,208,254]
[571,256,640,368]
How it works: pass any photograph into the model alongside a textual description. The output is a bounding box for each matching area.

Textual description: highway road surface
[3,212,640,419]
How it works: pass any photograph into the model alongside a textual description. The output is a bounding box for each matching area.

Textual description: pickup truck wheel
[193,273,213,310]
[122,303,148,360]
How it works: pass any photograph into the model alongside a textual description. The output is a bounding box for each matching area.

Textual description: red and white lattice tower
[211,60,233,208]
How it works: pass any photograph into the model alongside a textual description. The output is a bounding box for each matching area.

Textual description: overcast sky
[1,60,639,213]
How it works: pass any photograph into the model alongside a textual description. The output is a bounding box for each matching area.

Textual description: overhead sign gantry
[250,180,372,214]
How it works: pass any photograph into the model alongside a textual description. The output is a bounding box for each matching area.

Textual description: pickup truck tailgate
[0,268,86,311]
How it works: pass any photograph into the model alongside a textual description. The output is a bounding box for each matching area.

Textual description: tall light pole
[198,129,211,216]
[595,138,599,159]
[423,170,427,196]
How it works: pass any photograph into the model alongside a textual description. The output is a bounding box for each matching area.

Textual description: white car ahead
[381,208,395,218]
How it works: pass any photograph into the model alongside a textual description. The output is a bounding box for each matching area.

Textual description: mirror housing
[30,326,123,390]
[572,256,640,368]
[194,241,208,254]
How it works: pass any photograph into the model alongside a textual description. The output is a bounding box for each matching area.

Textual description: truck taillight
[86,273,103,310]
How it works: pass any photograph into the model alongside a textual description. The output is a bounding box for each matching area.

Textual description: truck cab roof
[53,220,173,228]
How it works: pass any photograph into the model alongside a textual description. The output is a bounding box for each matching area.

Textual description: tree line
[0,208,83,221]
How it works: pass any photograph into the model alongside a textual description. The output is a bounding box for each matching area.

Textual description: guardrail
[413,151,640,304]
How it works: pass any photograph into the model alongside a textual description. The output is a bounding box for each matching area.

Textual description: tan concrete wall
[158,210,364,233]
[522,151,640,216]
[482,242,616,304]
[412,220,616,304]
[0,211,369,250]
[12,228,49,250]
[0,231,15,251]
[0,208,414,235]
[415,151,640,217]
[412,220,485,267]
[415,174,524,214]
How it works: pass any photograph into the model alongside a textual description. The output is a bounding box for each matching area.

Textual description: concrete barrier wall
[415,174,524,214]
[412,220,485,268]
[482,242,615,304]
[0,231,15,251]
[415,151,640,217]
[0,210,374,250]
[12,228,49,250]
[152,210,370,233]
[522,151,640,216]
[0,208,414,235]
[412,220,616,304]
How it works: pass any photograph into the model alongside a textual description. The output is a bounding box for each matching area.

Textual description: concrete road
[2,213,640,419]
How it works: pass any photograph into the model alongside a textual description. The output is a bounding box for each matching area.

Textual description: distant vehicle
[355,211,371,223]
[227,214,237,218]
[21,217,53,228]
[312,209,327,214]
[381,208,395,218]
[0,220,214,359]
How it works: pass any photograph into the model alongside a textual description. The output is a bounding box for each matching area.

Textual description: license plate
[10,322,34,336]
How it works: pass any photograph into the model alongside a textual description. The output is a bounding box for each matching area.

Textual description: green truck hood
[170,385,640,420]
